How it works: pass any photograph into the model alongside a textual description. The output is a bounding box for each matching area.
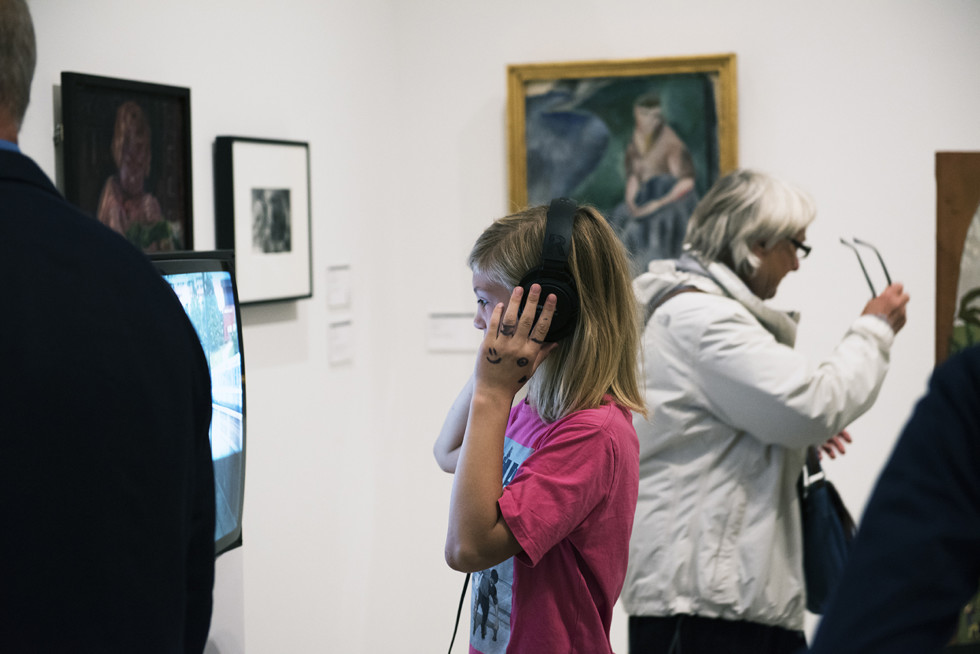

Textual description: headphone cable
[447,572,470,654]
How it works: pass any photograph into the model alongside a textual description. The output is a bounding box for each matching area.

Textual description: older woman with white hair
[621,169,910,653]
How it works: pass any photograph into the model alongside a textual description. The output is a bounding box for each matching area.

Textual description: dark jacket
[808,345,980,653]
[0,149,216,653]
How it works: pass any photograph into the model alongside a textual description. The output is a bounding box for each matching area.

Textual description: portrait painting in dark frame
[60,72,193,252]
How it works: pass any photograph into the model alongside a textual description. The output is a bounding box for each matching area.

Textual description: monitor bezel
[149,249,246,557]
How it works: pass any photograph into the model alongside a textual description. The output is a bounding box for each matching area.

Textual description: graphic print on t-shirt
[469,437,534,654]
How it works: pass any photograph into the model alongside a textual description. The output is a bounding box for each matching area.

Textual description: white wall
[20,0,980,652]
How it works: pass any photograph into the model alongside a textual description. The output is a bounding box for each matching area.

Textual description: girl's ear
[750,240,767,257]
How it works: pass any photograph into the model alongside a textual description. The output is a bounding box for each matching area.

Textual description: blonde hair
[468,203,645,422]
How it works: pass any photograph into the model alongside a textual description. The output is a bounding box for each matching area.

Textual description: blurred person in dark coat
[807,345,980,654]
[0,1,216,651]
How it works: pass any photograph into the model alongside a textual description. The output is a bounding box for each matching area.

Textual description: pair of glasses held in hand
[839,237,892,298]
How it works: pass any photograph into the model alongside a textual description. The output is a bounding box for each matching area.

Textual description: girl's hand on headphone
[474,284,558,401]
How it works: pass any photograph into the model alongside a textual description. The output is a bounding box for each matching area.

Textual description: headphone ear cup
[517,266,580,342]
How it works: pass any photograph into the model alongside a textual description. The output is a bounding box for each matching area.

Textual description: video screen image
[163,269,244,553]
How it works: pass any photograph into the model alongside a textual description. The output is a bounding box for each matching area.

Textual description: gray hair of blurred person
[0,0,37,131]
[683,168,816,280]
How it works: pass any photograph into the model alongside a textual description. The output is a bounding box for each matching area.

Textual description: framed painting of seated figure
[507,54,737,276]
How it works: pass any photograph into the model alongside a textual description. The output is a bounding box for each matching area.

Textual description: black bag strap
[644,285,703,326]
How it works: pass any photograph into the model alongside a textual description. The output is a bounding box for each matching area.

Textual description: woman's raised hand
[862,283,910,334]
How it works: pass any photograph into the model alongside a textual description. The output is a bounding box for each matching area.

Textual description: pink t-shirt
[468,397,639,654]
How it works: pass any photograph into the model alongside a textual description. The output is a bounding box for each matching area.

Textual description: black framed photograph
[507,54,737,275]
[60,72,193,252]
[214,137,312,305]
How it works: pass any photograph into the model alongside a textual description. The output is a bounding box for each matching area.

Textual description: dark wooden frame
[60,72,193,251]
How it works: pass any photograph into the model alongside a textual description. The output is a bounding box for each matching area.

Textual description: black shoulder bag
[799,446,857,614]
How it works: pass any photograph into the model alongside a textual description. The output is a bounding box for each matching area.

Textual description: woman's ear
[750,240,768,257]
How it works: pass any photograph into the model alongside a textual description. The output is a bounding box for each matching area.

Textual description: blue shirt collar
[0,139,20,153]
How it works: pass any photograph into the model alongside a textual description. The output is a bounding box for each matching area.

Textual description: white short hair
[684,169,816,278]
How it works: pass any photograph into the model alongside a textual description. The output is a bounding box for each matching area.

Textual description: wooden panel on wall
[935,152,980,364]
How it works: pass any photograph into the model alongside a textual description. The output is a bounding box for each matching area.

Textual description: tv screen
[150,250,246,556]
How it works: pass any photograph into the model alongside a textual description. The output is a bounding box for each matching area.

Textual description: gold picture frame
[507,53,737,273]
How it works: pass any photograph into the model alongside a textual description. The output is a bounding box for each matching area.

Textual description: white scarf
[677,251,800,347]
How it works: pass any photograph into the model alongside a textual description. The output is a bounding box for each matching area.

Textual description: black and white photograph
[214,137,312,304]
[251,188,292,254]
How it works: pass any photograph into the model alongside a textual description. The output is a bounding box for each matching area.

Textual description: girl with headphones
[434,200,645,653]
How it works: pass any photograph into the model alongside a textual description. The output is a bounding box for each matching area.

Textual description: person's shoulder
[634,259,712,308]
[938,345,980,374]
[658,285,742,324]
[633,259,680,295]
[0,149,60,198]
[561,400,617,424]
[653,293,767,363]
[565,402,639,471]
[23,183,178,310]
[66,206,152,270]
[0,155,143,272]
[932,345,980,397]
[559,400,636,440]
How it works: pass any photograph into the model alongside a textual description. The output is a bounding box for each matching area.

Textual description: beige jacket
[621,254,894,631]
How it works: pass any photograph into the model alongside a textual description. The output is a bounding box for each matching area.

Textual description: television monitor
[150,250,246,556]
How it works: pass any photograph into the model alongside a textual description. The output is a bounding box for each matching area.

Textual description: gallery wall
[19,0,980,652]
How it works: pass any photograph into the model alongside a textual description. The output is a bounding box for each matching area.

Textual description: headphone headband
[516,197,580,342]
[541,197,576,270]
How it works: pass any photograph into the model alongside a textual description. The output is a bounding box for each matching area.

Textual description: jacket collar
[0,149,63,200]
[635,251,799,347]
[684,252,799,347]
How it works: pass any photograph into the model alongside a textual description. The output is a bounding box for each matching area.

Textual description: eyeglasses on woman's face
[788,237,812,259]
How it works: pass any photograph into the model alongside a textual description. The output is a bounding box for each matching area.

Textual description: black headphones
[516,197,581,342]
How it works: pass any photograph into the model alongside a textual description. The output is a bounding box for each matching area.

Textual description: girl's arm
[433,375,474,473]
[444,285,557,572]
